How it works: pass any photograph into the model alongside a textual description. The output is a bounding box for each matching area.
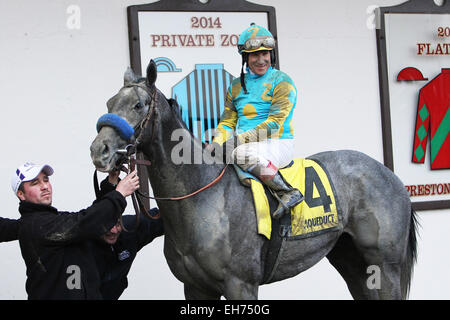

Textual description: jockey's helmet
[237,23,276,93]
[238,23,276,54]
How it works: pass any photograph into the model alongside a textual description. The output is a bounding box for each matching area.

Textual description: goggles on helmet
[239,36,275,53]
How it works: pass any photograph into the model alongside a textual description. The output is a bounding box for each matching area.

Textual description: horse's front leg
[184,283,221,300]
[223,275,259,300]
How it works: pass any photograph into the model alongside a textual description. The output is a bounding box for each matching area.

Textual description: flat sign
[376,0,450,210]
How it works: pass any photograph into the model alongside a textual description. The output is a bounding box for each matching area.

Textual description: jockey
[210,23,303,219]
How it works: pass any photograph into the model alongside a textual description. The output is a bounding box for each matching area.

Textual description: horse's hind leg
[327,233,379,299]
[327,232,403,300]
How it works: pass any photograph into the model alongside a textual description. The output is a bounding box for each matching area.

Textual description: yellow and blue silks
[213,67,297,145]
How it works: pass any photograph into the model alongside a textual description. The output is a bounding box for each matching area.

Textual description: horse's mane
[133,78,202,145]
[165,96,206,147]
[166,98,183,119]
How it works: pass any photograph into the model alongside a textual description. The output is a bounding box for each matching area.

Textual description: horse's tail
[401,207,419,299]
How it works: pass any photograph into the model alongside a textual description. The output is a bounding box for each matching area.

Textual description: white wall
[0,0,448,299]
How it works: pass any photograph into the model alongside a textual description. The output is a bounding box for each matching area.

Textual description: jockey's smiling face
[248,50,271,76]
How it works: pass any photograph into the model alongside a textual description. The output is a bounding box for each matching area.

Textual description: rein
[135,164,229,201]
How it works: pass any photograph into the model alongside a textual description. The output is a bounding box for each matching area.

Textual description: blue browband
[96,113,135,141]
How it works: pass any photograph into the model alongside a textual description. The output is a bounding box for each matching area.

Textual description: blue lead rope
[96,113,135,141]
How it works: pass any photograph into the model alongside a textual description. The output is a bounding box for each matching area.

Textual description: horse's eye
[135,102,143,110]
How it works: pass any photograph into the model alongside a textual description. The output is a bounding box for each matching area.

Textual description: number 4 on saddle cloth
[234,158,342,240]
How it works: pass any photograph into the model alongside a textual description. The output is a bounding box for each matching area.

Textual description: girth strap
[262,200,292,284]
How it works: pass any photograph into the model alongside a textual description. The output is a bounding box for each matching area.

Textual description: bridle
[94,82,228,225]
[130,84,158,148]
[94,83,159,225]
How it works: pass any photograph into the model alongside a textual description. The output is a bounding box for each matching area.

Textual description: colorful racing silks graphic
[412,68,450,169]
[172,64,235,143]
[154,57,182,73]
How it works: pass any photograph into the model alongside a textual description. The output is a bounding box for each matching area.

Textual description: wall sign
[376,0,450,210]
[128,0,278,143]
[127,0,278,209]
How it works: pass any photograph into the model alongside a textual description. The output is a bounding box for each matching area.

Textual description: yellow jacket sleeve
[237,81,296,143]
[212,91,238,146]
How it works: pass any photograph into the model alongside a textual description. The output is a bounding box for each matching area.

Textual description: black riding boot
[247,162,304,219]
[264,172,304,219]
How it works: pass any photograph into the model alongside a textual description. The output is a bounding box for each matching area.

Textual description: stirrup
[272,189,304,219]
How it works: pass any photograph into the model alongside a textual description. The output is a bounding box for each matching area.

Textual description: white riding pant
[231,138,295,171]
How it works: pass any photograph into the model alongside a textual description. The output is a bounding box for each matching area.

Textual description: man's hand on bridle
[116,170,140,198]
[108,169,121,186]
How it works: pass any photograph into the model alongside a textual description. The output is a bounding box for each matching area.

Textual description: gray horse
[90,60,418,300]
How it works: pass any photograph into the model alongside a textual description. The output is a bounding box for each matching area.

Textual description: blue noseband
[96,113,135,141]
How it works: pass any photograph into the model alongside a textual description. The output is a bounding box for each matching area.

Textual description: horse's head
[90,60,158,172]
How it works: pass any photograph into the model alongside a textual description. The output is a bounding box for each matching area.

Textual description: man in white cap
[12,162,140,300]
[12,162,55,205]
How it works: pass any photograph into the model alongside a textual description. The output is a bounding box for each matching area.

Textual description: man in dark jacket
[93,170,164,300]
[12,162,139,300]
[0,217,19,243]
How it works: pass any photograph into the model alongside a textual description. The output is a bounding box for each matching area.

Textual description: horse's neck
[143,101,221,199]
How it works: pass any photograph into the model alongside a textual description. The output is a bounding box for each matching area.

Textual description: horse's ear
[146,60,157,88]
[124,67,138,85]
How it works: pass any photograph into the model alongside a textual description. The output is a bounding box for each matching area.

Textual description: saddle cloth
[234,158,340,239]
